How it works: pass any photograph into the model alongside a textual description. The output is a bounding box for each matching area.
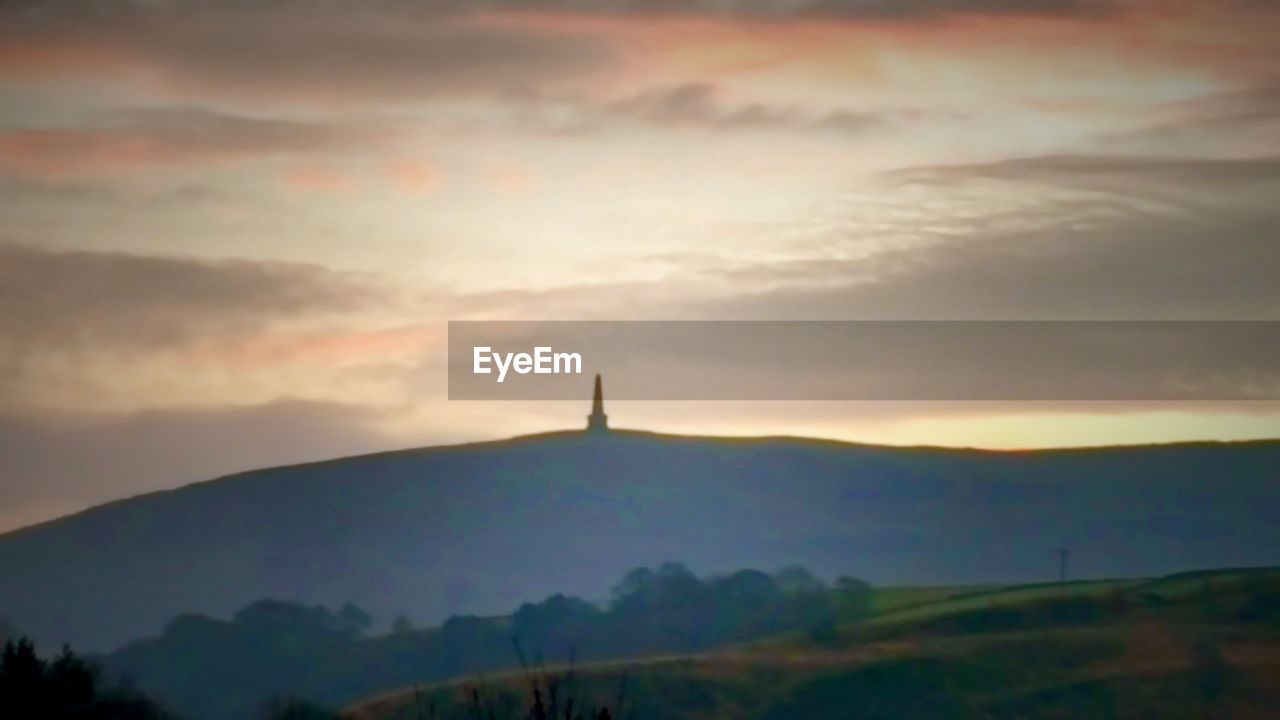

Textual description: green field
[866,583,1000,615]
[865,579,1136,626]
[348,567,1280,720]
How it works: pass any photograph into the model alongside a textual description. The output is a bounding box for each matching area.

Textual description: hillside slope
[351,624,1280,720]
[349,570,1280,720]
[1,431,1277,650]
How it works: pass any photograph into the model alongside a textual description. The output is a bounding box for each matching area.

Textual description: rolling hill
[1,430,1278,651]
[347,567,1280,720]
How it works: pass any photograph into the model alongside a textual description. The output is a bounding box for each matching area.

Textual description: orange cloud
[384,158,441,195]
[283,164,352,193]
[0,40,135,76]
[0,110,374,181]
[492,3,1279,99]
[0,129,232,180]
[490,165,536,195]
[0,9,611,106]
[1,2,1274,114]
[232,324,441,365]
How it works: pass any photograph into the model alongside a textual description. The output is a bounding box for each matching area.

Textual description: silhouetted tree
[834,575,871,595]
[610,567,656,610]
[775,565,823,595]
[834,575,873,621]
[97,566,872,719]
[338,603,372,638]
[513,594,603,660]
[0,637,171,718]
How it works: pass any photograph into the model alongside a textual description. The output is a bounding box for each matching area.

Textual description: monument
[586,373,608,432]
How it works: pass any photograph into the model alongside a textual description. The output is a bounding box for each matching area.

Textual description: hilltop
[0,430,1277,650]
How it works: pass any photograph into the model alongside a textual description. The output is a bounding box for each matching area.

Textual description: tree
[711,570,784,611]
[391,615,414,634]
[610,567,656,611]
[338,603,372,638]
[0,637,171,718]
[707,570,785,642]
[47,645,96,706]
[835,576,871,595]
[833,575,874,621]
[512,594,603,659]
[0,637,45,708]
[775,565,824,595]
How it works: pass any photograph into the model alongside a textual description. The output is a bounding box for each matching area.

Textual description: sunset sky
[1,0,1278,532]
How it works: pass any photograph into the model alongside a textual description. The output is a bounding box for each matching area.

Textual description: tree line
[92,563,870,719]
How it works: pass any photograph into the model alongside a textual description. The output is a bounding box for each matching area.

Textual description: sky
[0,0,1278,532]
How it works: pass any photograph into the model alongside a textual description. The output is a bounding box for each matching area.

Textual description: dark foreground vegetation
[97,563,863,720]
[352,567,1280,720]
[5,566,1278,719]
[0,637,172,719]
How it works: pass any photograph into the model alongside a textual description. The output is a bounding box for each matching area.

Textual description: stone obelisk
[586,373,608,432]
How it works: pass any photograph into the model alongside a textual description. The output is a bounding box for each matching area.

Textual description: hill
[348,568,1280,720]
[353,627,1280,719]
[1,430,1278,650]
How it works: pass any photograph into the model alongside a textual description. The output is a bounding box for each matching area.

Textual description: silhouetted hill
[1,430,1277,650]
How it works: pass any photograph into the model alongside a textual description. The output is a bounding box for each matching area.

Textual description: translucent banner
[448,321,1280,400]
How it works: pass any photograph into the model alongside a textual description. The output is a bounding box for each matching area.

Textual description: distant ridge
[9,430,1278,540]
[1,430,1277,650]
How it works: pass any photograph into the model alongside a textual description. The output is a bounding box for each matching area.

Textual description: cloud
[489,164,537,195]
[356,153,1279,325]
[605,82,884,133]
[0,108,387,179]
[0,2,613,103]
[0,243,386,355]
[489,82,889,137]
[905,153,1280,190]
[0,0,1122,27]
[494,0,1116,20]
[437,148,1280,406]
[684,154,1280,320]
[0,400,396,534]
[383,159,441,195]
[282,163,354,192]
[481,0,1115,20]
[1099,80,1280,156]
[0,244,439,417]
[0,0,1142,109]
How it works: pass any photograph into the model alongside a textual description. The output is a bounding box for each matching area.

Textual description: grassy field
[345,567,1280,719]
[865,583,1000,616]
[1126,568,1278,600]
[863,578,1139,626]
